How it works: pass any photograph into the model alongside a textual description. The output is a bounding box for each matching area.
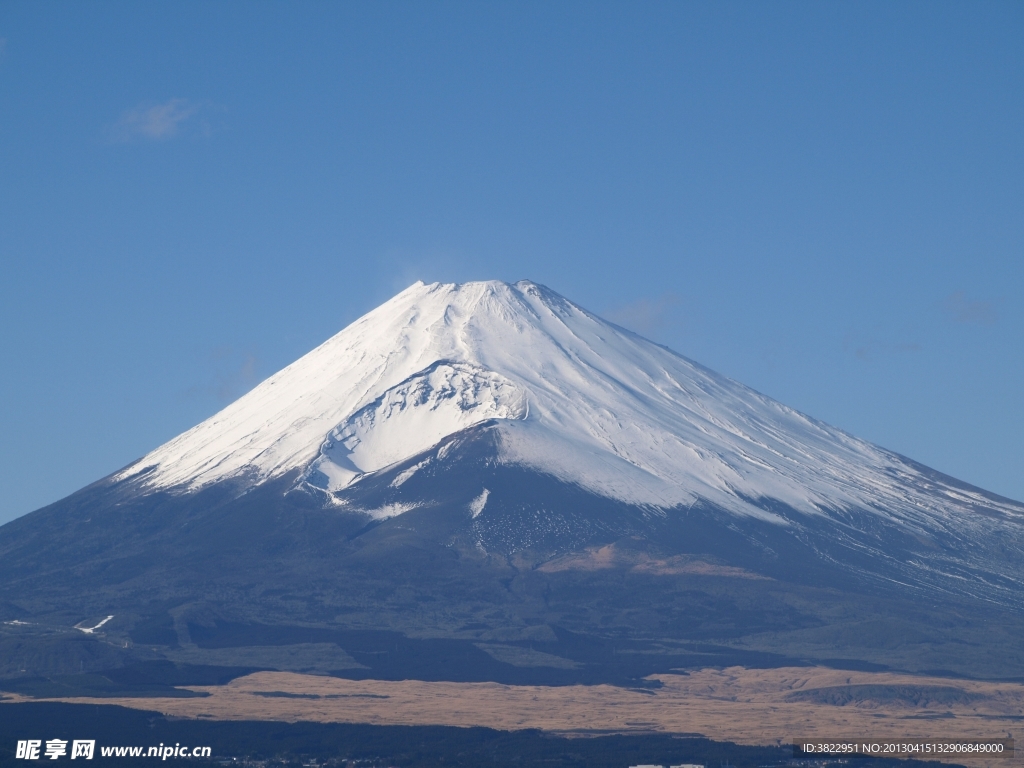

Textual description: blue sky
[1,1,1021,524]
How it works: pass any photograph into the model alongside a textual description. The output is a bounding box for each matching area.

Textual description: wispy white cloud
[941,291,999,325]
[842,333,921,362]
[183,347,262,403]
[109,98,202,142]
[605,293,680,336]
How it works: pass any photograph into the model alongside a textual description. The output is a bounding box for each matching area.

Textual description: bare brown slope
[5,666,1023,768]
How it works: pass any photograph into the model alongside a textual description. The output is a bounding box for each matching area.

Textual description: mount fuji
[2,280,1023,689]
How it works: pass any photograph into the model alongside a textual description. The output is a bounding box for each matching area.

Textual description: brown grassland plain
[4,666,1023,767]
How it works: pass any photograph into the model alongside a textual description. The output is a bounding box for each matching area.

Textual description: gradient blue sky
[1,1,1021,524]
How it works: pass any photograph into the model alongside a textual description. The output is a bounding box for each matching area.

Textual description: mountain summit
[2,280,1023,686]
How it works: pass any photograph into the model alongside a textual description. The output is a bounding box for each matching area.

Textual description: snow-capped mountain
[4,280,1024,685]
[117,279,1021,534]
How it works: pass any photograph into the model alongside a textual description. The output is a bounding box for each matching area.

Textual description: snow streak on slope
[117,281,1023,528]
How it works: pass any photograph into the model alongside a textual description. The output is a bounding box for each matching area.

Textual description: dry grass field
[5,666,1023,766]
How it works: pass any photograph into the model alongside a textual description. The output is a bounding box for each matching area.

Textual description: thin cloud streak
[183,347,262,404]
[941,291,999,325]
[109,98,200,142]
[605,294,680,336]
[842,333,921,362]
